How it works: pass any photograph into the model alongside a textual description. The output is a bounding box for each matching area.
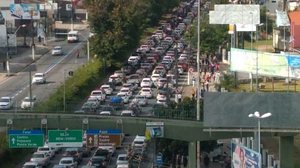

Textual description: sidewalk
[0,37,56,82]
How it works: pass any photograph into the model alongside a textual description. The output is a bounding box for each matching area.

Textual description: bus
[67,30,79,43]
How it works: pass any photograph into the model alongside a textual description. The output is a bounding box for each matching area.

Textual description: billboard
[9,4,40,19]
[209,5,260,25]
[232,142,261,168]
[145,122,164,138]
[230,48,300,78]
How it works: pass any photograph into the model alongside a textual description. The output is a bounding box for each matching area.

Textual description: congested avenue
[78,1,199,118]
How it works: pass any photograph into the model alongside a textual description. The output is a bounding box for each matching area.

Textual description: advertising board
[9,4,40,19]
[146,122,164,138]
[232,142,261,168]
[230,48,300,78]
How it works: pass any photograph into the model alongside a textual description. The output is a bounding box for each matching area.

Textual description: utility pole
[29,69,32,111]
[31,13,35,61]
[5,20,10,76]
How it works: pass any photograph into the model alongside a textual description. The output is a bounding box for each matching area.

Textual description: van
[67,31,79,43]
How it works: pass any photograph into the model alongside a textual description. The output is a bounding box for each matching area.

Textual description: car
[127,56,140,66]
[98,144,116,156]
[156,98,168,106]
[90,90,106,101]
[59,157,78,168]
[52,165,67,168]
[32,73,46,84]
[94,149,111,163]
[99,111,111,116]
[117,154,129,166]
[100,84,113,95]
[139,87,153,98]
[119,94,130,104]
[121,110,136,117]
[117,164,129,168]
[30,152,50,167]
[132,95,148,106]
[98,105,115,115]
[22,161,42,168]
[37,146,55,159]
[126,74,141,84]
[51,46,63,56]
[157,78,168,88]
[151,74,161,84]
[108,74,122,85]
[140,78,153,88]
[20,96,36,109]
[117,88,132,98]
[122,83,138,92]
[87,156,107,168]
[62,147,83,164]
[132,135,146,149]
[0,96,14,110]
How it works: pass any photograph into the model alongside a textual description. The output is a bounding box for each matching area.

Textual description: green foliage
[184,12,229,53]
[220,73,235,91]
[85,0,180,68]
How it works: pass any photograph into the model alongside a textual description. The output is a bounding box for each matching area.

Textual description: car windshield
[142,89,150,92]
[101,86,109,89]
[23,165,37,168]
[118,156,127,161]
[34,74,43,78]
[39,147,49,151]
[54,47,61,50]
[91,156,105,162]
[23,97,33,102]
[0,98,9,102]
[143,79,150,82]
[91,91,102,95]
[137,96,145,100]
[32,153,44,158]
[60,160,72,164]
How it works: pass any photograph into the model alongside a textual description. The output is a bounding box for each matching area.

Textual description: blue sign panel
[86,129,121,135]
[156,152,163,166]
[9,130,44,135]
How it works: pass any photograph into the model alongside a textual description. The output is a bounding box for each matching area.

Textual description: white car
[140,78,153,88]
[20,96,36,109]
[139,87,153,98]
[119,94,130,104]
[30,152,50,167]
[117,154,129,165]
[109,74,122,85]
[151,74,161,84]
[22,161,42,168]
[121,110,135,117]
[117,88,132,98]
[99,111,112,116]
[156,98,168,106]
[157,78,168,88]
[90,90,106,101]
[0,97,14,110]
[51,46,63,56]
[59,157,77,168]
[37,146,55,159]
[132,95,148,106]
[100,84,113,95]
[32,73,46,84]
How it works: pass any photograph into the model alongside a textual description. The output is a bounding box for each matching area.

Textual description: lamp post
[6,23,26,76]
[31,13,37,61]
[250,12,254,91]
[248,111,272,166]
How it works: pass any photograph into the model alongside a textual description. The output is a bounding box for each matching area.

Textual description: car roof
[34,73,44,75]
[60,156,74,160]
[1,96,10,99]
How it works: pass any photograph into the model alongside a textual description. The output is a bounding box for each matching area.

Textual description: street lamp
[6,23,26,76]
[248,111,272,163]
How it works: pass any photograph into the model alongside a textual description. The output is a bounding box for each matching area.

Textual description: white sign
[66,4,72,11]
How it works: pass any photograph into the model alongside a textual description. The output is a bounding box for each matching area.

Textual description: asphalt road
[0,34,88,109]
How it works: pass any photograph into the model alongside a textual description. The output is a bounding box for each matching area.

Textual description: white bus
[67,30,79,43]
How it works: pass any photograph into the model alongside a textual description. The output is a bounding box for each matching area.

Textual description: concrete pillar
[279,136,294,168]
[188,141,197,168]
[262,149,268,167]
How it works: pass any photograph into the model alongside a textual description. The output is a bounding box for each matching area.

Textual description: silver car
[52,46,63,56]
[132,95,148,106]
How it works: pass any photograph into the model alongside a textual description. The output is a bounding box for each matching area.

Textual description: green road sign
[8,130,44,148]
[48,130,83,147]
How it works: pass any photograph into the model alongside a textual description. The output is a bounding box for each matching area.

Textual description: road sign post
[8,130,44,148]
[48,130,83,147]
